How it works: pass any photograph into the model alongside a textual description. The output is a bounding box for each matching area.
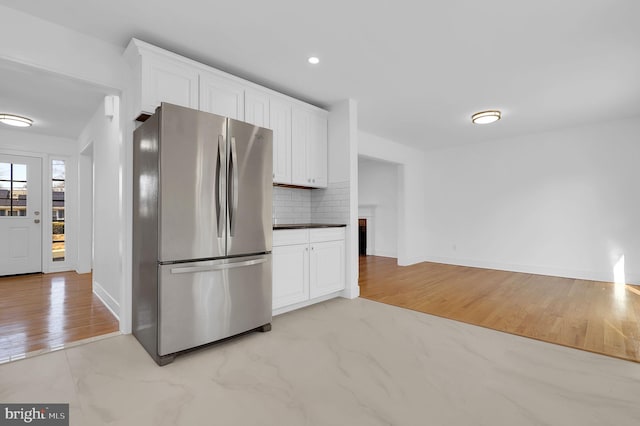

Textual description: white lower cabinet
[309,239,345,298]
[272,243,309,309]
[272,227,345,312]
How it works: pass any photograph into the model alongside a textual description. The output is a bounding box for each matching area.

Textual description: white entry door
[0,154,42,275]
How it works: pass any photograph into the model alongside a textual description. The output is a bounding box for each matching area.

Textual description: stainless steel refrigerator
[132,103,273,365]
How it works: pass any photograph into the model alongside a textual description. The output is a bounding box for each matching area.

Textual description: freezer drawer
[158,254,272,356]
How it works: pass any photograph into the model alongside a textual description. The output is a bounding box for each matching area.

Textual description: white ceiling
[1,0,639,149]
[0,60,110,139]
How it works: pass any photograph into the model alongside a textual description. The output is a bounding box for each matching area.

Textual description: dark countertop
[273,223,347,230]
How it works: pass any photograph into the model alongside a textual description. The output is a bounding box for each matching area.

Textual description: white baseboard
[93,280,120,321]
[273,290,344,316]
[47,263,78,274]
[398,255,426,267]
[374,249,397,258]
[425,255,639,286]
[341,279,360,299]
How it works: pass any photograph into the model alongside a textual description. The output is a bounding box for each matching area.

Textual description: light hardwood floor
[359,256,640,363]
[0,272,119,361]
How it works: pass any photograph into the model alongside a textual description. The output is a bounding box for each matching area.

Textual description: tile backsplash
[311,181,350,224]
[272,181,350,225]
[272,186,311,224]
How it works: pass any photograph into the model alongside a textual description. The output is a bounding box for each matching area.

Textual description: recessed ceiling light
[0,114,33,128]
[308,56,320,65]
[471,110,501,124]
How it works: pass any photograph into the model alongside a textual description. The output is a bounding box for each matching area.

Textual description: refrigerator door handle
[217,135,226,237]
[228,136,239,236]
[170,258,267,274]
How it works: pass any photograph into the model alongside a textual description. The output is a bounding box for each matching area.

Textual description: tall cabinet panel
[291,106,327,188]
[199,71,245,120]
[291,107,310,186]
[141,52,199,115]
[245,89,270,128]
[270,98,292,184]
[309,112,328,188]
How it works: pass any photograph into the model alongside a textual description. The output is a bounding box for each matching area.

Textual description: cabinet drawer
[310,227,345,243]
[273,229,309,246]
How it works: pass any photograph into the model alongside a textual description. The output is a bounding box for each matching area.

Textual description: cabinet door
[291,106,328,188]
[270,98,292,184]
[291,107,310,186]
[199,71,245,120]
[308,112,328,188]
[245,89,270,127]
[141,53,199,114]
[309,239,345,298]
[272,244,309,309]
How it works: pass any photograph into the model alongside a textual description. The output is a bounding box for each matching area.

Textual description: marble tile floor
[1,297,640,426]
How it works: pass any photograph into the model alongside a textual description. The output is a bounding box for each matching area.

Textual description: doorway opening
[359,218,367,255]
[0,58,120,362]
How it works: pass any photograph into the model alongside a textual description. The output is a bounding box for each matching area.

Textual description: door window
[52,160,65,262]
[0,162,28,217]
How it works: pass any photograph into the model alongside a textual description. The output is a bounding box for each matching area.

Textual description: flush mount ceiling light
[0,114,33,128]
[308,56,320,65]
[471,110,501,124]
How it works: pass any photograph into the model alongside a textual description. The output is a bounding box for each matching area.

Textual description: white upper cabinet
[244,89,270,127]
[292,106,328,188]
[309,112,328,188]
[135,51,199,118]
[199,71,245,120]
[125,38,328,188]
[269,98,292,184]
[291,107,310,186]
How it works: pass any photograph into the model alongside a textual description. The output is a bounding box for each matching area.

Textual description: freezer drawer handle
[170,258,267,274]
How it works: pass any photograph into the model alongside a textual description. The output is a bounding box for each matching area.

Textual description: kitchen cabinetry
[270,97,292,184]
[199,71,245,120]
[126,42,199,119]
[292,106,328,188]
[125,38,328,188]
[310,238,345,298]
[272,227,345,313]
[272,231,309,309]
[244,89,270,128]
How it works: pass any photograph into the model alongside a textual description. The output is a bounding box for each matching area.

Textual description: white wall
[77,144,93,274]
[0,5,125,90]
[78,98,123,319]
[358,131,426,266]
[424,116,640,285]
[358,157,398,257]
[328,99,359,298]
[0,8,130,329]
[0,127,78,273]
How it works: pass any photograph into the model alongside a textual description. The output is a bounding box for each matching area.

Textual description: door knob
[34,219,40,224]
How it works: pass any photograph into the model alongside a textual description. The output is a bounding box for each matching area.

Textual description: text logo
[0,404,68,426]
